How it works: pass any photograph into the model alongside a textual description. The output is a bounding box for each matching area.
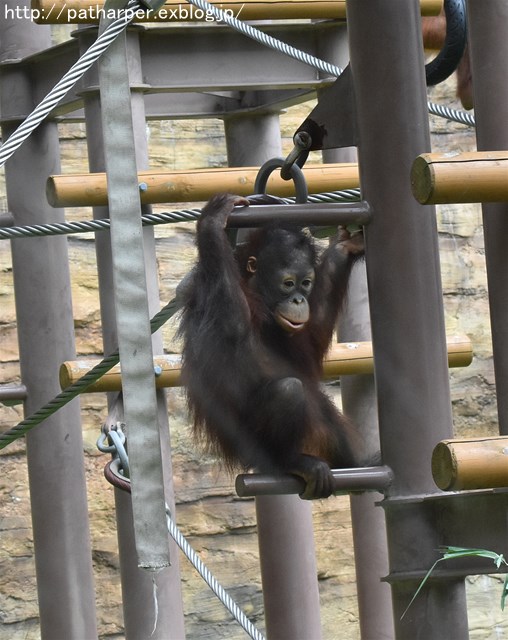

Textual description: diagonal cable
[0,298,179,450]
[0,0,141,169]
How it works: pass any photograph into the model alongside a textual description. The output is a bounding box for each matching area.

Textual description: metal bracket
[294,64,358,152]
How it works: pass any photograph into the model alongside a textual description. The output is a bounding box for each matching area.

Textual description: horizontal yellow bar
[32,0,442,24]
[60,334,472,392]
[412,151,508,205]
[47,163,360,207]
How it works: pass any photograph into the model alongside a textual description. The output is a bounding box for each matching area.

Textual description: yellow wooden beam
[433,436,508,491]
[32,0,442,24]
[411,151,508,205]
[60,334,472,392]
[47,163,360,207]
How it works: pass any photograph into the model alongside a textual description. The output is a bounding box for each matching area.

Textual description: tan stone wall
[0,56,505,640]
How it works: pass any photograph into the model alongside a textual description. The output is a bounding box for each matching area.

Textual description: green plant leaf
[501,574,508,611]
[402,547,508,620]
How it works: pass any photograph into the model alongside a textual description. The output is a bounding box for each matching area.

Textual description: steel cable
[186,0,475,129]
[0,298,180,449]
[165,505,266,640]
[0,0,141,170]
[0,191,363,240]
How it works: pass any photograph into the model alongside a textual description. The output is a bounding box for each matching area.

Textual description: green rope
[0,298,180,449]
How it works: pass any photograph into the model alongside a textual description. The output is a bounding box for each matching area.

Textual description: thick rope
[0,298,179,449]
[0,0,141,170]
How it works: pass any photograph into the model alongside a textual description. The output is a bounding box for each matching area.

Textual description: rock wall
[0,50,505,640]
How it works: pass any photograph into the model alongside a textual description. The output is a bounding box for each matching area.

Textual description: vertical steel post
[0,4,98,639]
[78,28,185,639]
[467,0,508,435]
[322,32,394,633]
[347,1,469,637]
[225,113,323,639]
[337,257,394,640]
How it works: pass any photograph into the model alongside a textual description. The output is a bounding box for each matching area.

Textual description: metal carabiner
[254,157,308,204]
[280,131,312,181]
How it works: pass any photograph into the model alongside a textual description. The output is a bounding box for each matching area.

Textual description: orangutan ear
[246,256,257,274]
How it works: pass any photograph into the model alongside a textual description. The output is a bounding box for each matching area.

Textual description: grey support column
[347,1,469,637]
[0,4,97,638]
[78,27,185,639]
[337,257,394,640]
[321,25,393,636]
[225,113,323,639]
[467,0,508,435]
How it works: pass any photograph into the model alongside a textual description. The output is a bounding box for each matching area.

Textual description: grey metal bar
[228,202,370,227]
[225,113,323,639]
[0,23,341,122]
[78,26,185,639]
[0,213,14,227]
[0,384,27,402]
[0,4,98,639]
[346,1,469,638]
[255,495,322,639]
[467,0,508,435]
[329,146,394,638]
[236,466,394,497]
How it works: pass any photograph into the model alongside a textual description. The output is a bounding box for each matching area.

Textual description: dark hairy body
[179,193,366,498]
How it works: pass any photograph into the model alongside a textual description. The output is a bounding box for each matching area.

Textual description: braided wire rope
[0,190,361,240]
[427,100,475,127]
[0,0,141,170]
[186,0,475,130]
[165,505,266,640]
[0,298,180,449]
[103,456,265,640]
[188,0,343,78]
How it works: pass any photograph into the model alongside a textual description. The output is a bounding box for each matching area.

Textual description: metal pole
[467,0,508,435]
[321,20,394,633]
[347,1,469,637]
[0,4,98,638]
[78,27,185,639]
[225,113,323,639]
[336,256,394,640]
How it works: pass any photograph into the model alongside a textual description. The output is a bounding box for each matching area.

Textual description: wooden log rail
[60,334,472,393]
[31,0,442,24]
[411,151,508,205]
[432,436,508,491]
[47,164,360,208]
